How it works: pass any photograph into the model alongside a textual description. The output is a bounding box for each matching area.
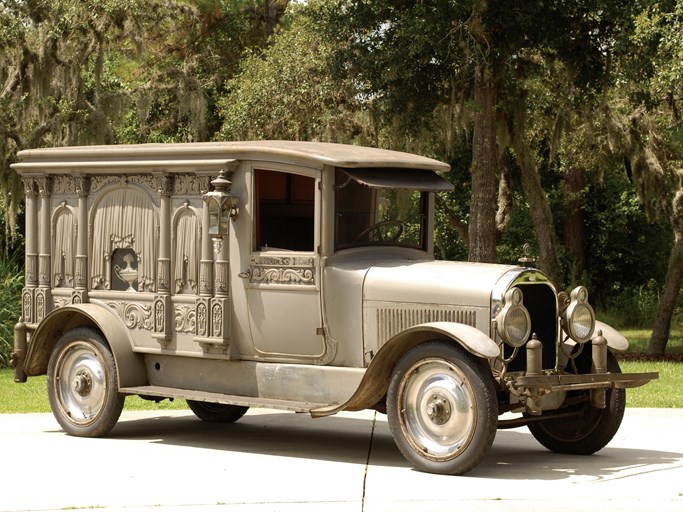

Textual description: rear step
[120,385,329,413]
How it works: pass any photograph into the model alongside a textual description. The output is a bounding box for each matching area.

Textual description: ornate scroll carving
[106,301,153,331]
[195,299,209,337]
[52,176,90,196]
[22,177,37,196]
[91,175,158,194]
[174,304,197,334]
[35,176,53,197]
[34,288,51,323]
[52,176,76,195]
[211,302,223,337]
[22,289,33,324]
[174,174,211,195]
[152,295,172,346]
[250,256,315,285]
[53,297,71,309]
[157,175,174,196]
[75,176,90,196]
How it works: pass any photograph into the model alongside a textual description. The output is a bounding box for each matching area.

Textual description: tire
[186,400,249,423]
[47,327,125,437]
[527,352,625,455]
[387,341,498,475]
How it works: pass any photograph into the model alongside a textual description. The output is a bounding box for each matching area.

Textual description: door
[239,168,326,361]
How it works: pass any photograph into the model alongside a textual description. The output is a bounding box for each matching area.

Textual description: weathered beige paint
[11,141,654,422]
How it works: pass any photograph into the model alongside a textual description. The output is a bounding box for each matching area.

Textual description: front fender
[24,304,147,387]
[311,322,498,418]
[595,320,629,353]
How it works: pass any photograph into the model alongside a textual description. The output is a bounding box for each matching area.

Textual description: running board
[121,385,329,414]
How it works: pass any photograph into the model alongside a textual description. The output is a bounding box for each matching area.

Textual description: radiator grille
[377,307,477,343]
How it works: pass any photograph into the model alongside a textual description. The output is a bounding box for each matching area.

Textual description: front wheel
[47,328,125,437]
[387,341,498,475]
[527,352,625,454]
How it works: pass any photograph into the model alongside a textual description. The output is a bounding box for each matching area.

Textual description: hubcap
[399,358,477,461]
[426,394,452,425]
[54,341,107,425]
[72,371,93,396]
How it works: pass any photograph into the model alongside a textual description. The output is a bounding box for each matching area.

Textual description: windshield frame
[333,169,435,252]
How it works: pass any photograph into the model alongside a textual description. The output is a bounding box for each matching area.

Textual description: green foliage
[218,3,369,143]
[0,251,23,368]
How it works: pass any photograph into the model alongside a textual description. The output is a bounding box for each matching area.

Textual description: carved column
[36,176,53,322]
[153,174,173,347]
[21,178,38,324]
[195,175,214,343]
[199,179,214,298]
[72,176,89,304]
[156,174,173,294]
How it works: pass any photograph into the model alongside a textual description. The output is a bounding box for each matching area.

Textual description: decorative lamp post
[203,169,239,253]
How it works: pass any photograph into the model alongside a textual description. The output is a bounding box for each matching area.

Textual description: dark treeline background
[0,0,681,364]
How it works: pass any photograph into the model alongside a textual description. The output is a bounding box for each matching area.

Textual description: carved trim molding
[174,304,197,334]
[174,174,211,195]
[22,289,33,324]
[91,175,158,194]
[250,256,315,286]
[106,301,153,331]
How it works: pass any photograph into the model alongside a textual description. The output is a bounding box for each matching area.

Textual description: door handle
[238,269,251,279]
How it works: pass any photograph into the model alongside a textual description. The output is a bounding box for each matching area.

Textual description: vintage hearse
[11,141,656,475]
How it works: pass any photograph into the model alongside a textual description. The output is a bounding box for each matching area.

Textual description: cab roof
[12,140,451,175]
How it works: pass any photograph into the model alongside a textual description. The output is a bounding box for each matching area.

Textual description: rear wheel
[186,400,249,423]
[527,352,625,454]
[387,341,498,475]
[47,328,124,437]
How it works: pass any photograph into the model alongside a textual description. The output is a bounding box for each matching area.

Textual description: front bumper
[513,371,659,392]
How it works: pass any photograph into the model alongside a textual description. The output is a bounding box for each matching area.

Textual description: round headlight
[496,287,531,347]
[562,287,595,343]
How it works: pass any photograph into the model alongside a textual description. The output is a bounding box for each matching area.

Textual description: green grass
[0,370,187,414]
[619,360,683,408]
[619,329,683,354]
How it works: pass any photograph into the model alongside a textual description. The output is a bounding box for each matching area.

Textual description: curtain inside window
[53,208,75,287]
[174,210,199,294]
[91,188,157,290]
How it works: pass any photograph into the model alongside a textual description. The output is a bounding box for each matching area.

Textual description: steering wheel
[353,220,405,243]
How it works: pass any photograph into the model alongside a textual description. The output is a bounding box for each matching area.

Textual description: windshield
[334,169,427,251]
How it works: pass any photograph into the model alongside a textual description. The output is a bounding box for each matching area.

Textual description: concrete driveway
[1,408,681,512]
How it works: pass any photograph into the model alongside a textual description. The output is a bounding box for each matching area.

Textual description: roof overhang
[340,167,454,192]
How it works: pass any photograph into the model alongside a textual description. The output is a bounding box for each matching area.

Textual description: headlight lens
[496,287,531,347]
[562,286,595,343]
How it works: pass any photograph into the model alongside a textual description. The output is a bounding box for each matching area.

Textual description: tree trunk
[563,166,586,279]
[647,230,683,354]
[510,104,563,287]
[467,64,498,263]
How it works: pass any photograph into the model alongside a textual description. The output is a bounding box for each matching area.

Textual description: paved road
[1,408,681,512]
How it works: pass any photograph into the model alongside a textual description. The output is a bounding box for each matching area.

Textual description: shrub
[0,252,23,368]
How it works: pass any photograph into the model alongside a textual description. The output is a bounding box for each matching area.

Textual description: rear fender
[311,322,498,417]
[24,303,147,387]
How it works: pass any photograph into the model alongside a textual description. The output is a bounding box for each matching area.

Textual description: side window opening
[254,169,315,252]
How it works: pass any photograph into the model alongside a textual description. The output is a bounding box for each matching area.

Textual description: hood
[363,260,522,308]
